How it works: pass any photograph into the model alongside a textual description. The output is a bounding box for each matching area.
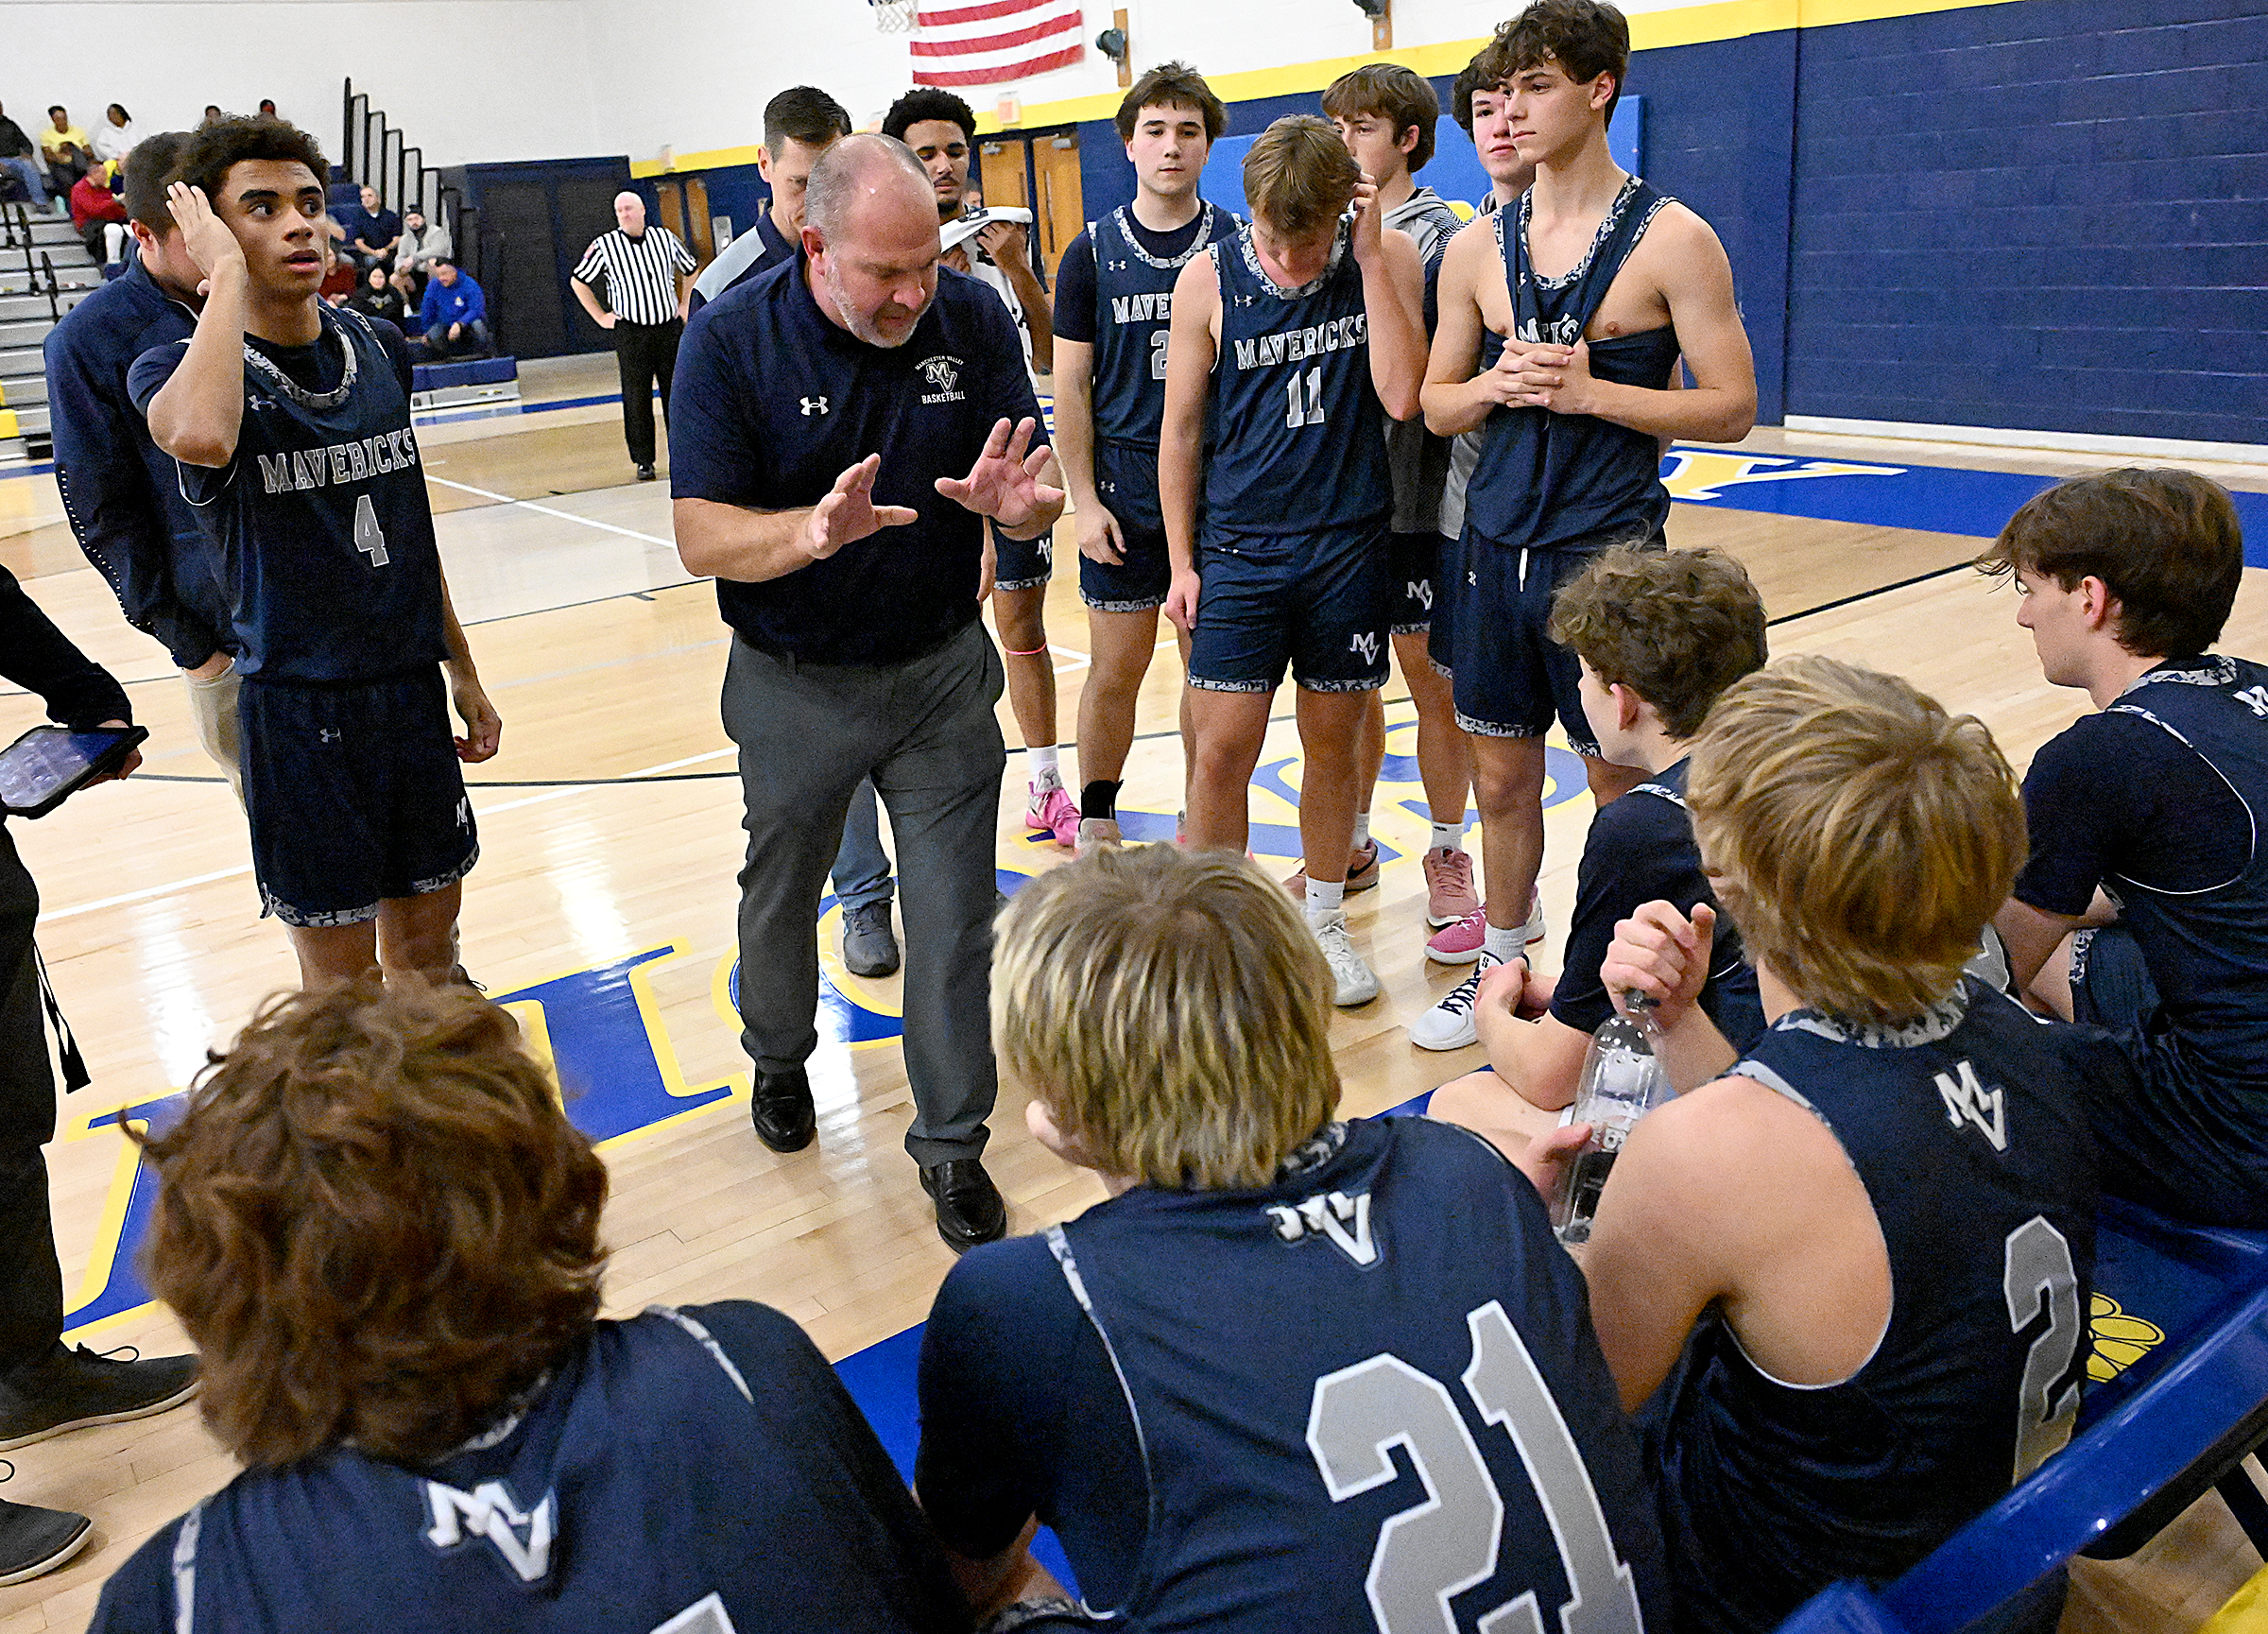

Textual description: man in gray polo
[671,135,1062,1251]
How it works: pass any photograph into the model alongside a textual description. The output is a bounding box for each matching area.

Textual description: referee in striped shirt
[571,190,697,480]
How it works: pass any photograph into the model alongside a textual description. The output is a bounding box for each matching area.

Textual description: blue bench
[409,355,519,411]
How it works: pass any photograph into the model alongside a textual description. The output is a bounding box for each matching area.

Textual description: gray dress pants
[722,621,1004,1164]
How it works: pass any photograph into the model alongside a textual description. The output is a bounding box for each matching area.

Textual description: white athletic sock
[1430,819,1467,852]
[1351,812,1372,851]
[1483,920,1524,963]
[1306,879,1347,922]
[1029,746,1061,790]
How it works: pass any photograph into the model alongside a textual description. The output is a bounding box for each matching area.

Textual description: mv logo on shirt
[2236,684,2268,717]
[254,430,423,494]
[423,1478,558,1583]
[1266,1189,1379,1266]
[918,355,965,404]
[1934,1060,2009,1153]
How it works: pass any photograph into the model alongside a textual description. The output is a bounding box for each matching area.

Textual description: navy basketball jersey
[2098,657,2268,1086]
[92,1304,968,1634]
[135,306,447,681]
[1204,222,1392,536]
[1653,980,2101,1631]
[1089,201,1233,534]
[1047,1114,1667,1633]
[1464,178,1681,553]
[1618,764,1763,1047]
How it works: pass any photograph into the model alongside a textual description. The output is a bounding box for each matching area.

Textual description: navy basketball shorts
[2070,926,2268,1229]
[1083,442,1173,611]
[1443,523,1665,756]
[236,667,478,928]
[1188,522,1391,696]
[992,519,1055,595]
[1388,530,1450,635]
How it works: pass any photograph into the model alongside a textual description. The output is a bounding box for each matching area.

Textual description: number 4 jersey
[1652,977,2109,1632]
[918,1113,1669,1634]
[128,307,448,681]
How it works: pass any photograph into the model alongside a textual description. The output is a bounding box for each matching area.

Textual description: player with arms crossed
[90,978,973,1633]
[1160,116,1426,1006]
[916,843,1668,1633]
[1431,545,1766,1129]
[130,116,500,989]
[1572,658,2111,1631]
[1984,468,2268,1228]
[1049,63,1234,851]
[1417,0,1754,1049]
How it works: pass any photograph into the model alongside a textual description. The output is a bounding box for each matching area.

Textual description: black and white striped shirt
[573,227,697,326]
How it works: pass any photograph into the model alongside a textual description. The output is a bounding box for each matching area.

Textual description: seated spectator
[200,104,224,126]
[318,228,356,304]
[1433,545,1769,1127]
[1984,468,2268,1229]
[339,182,401,270]
[916,844,1668,1630]
[418,258,491,358]
[39,107,93,192]
[257,98,278,116]
[346,262,406,324]
[388,203,453,304]
[1573,656,2112,1632]
[90,978,974,1634]
[68,163,129,267]
[93,104,136,165]
[0,102,48,211]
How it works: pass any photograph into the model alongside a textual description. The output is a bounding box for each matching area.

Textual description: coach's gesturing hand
[804,455,919,561]
[936,417,1064,536]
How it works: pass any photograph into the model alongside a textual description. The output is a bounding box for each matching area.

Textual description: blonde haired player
[913,844,1667,1631]
[1571,657,2113,1631]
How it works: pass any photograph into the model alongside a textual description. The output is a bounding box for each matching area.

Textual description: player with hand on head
[915,842,1667,1633]
[129,115,500,992]
[1317,63,1476,934]
[1563,657,2111,1632]
[1048,63,1235,851]
[1418,0,1755,1049]
[1160,115,1427,1007]
[1984,468,2268,1229]
[1428,545,1766,1130]
[884,88,1075,844]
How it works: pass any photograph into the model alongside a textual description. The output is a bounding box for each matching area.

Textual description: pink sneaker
[1421,846,1479,926]
[1424,891,1543,965]
[1026,783,1080,847]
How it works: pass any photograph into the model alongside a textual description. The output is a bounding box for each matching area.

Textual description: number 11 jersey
[129,307,447,682]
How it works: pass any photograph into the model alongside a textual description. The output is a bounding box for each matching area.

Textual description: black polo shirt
[671,250,1044,666]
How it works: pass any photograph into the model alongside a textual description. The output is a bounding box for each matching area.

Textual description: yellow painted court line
[425,474,679,549]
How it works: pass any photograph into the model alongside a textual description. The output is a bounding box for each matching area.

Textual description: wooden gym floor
[0,353,2262,1629]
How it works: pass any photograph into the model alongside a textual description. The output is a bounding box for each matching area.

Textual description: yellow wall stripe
[633,0,2036,175]
[0,409,19,439]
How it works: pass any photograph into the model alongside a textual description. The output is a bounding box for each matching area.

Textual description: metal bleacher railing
[1,198,102,462]
[338,77,476,289]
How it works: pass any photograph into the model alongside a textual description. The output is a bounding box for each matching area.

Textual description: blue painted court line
[830,1090,1437,1599]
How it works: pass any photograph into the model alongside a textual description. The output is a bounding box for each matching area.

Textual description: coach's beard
[824,258,928,350]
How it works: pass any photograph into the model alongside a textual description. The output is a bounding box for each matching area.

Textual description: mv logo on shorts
[423,1478,558,1583]
[918,354,966,404]
[1266,1189,1378,1266]
[799,396,829,417]
[1407,578,1433,611]
[1934,1060,2008,1153]
[1349,630,1381,665]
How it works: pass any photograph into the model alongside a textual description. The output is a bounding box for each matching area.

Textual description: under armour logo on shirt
[799,397,829,417]
[318,728,341,744]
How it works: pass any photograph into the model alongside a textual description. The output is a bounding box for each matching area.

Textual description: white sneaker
[1521,889,1545,946]
[1314,912,1380,1006]
[1410,950,1500,1051]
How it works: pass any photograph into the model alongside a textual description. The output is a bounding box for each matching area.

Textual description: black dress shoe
[0,1497,91,1586]
[919,1158,1006,1252]
[0,1343,199,1452]
[635,463,657,481]
[750,1067,816,1153]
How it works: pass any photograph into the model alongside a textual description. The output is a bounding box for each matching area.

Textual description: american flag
[912,0,1084,87]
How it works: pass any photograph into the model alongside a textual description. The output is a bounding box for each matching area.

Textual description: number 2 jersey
[1204,220,1393,539]
[128,305,448,681]
[917,1113,1669,1633]
[89,1303,971,1634]
[1650,978,2109,1632]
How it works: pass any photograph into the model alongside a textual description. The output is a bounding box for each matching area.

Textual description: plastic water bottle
[1551,998,1673,1246]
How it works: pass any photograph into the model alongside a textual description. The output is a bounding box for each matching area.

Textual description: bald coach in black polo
[671,134,1063,1253]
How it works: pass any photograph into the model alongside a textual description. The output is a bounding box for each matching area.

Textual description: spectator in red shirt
[67,163,128,267]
